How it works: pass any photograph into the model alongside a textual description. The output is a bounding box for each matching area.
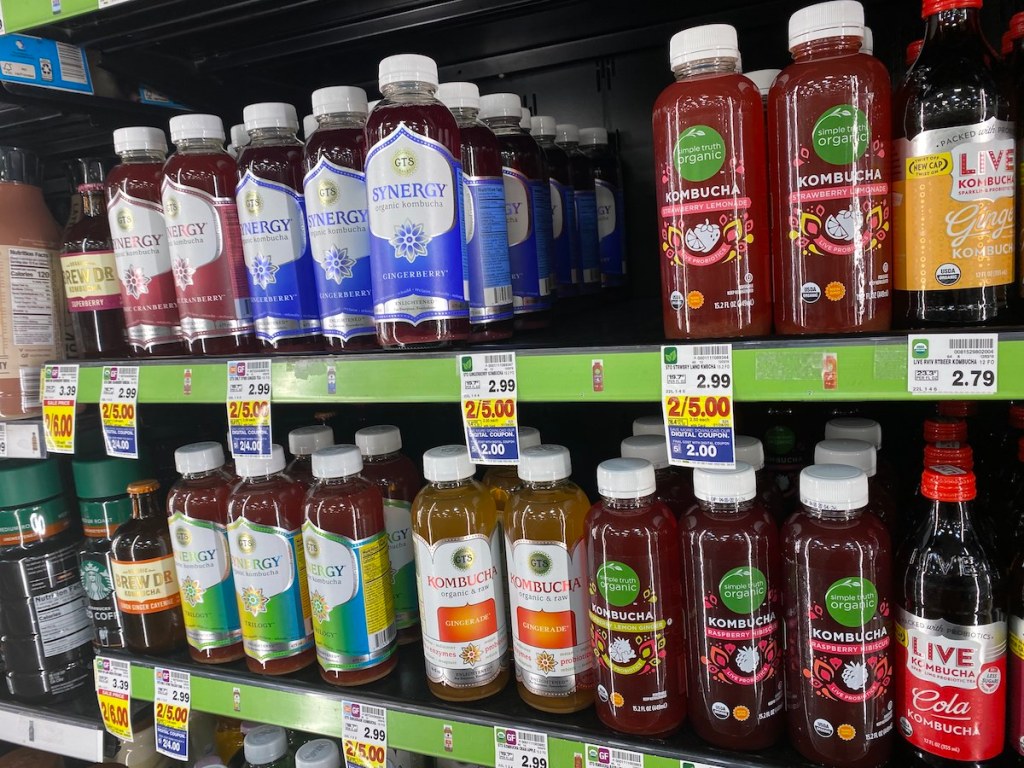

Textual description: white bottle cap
[744,69,781,97]
[229,123,250,148]
[244,726,288,766]
[113,127,167,154]
[814,438,877,477]
[518,426,542,450]
[423,445,475,482]
[861,25,873,54]
[234,445,286,478]
[312,444,363,479]
[243,102,299,132]
[355,425,402,457]
[312,86,369,117]
[530,116,557,137]
[824,417,882,449]
[520,107,532,130]
[556,123,580,144]
[632,416,664,436]
[174,441,225,474]
[734,435,766,471]
[789,0,864,49]
[288,425,334,456]
[169,114,225,143]
[479,93,523,120]
[579,127,608,146]
[436,82,480,111]
[368,100,380,112]
[294,739,340,768]
[669,24,741,70]
[518,444,572,482]
[800,463,868,511]
[303,114,317,140]
[378,54,439,88]
[597,457,657,499]
[620,435,669,470]
[693,462,757,503]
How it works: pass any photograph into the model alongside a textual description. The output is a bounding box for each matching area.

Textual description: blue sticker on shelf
[0,34,93,94]
[138,86,189,110]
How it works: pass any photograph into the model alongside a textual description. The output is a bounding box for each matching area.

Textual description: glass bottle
[579,128,626,290]
[530,116,578,298]
[555,124,601,295]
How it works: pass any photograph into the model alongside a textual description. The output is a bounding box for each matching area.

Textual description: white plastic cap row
[824,417,882,449]
[168,114,225,143]
[479,93,523,120]
[379,53,439,88]
[800,463,868,511]
[436,82,480,111]
[789,0,864,49]
[620,435,669,470]
[517,444,571,482]
[243,102,299,132]
[288,425,334,456]
[579,127,607,146]
[745,69,780,98]
[556,123,579,144]
[311,444,363,479]
[597,457,657,499]
[814,438,876,478]
[693,462,756,503]
[531,115,557,137]
[235,444,287,478]
[311,86,368,117]
[670,24,740,70]
[355,425,402,456]
[174,441,226,474]
[113,127,168,154]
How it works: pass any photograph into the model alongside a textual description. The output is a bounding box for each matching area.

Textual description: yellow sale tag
[42,364,79,454]
[95,657,132,741]
[343,701,387,768]
[664,394,733,430]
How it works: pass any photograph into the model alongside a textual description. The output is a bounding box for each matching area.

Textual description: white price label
[94,656,132,741]
[585,744,643,768]
[661,344,735,468]
[908,334,998,395]
[42,363,78,454]
[342,700,387,768]
[226,359,272,456]
[154,668,190,760]
[101,365,139,459]
[458,352,519,465]
[495,727,548,768]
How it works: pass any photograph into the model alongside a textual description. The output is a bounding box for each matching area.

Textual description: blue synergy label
[235,172,322,343]
[503,168,553,314]
[464,175,513,324]
[575,188,601,286]
[303,158,375,342]
[595,179,625,281]
[365,125,468,326]
[550,178,574,289]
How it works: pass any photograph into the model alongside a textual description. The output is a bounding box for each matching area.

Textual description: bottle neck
[673,56,740,80]
[791,35,862,61]
[317,112,366,130]
[803,503,864,522]
[182,468,223,481]
[118,149,165,165]
[431,477,474,491]
[601,493,655,511]
[559,139,579,151]
[698,498,754,516]
[79,185,105,217]
[927,497,975,535]
[131,493,161,519]
[176,137,226,154]
[381,81,438,102]
[363,450,399,463]
[449,107,479,126]
[317,474,358,487]
[924,7,983,43]
[249,126,299,146]
[534,134,556,147]
[522,478,565,491]
[483,115,523,135]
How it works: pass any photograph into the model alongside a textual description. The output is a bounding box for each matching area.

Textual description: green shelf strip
[0,0,106,33]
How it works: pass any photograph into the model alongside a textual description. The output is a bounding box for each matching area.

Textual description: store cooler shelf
[0,691,115,761]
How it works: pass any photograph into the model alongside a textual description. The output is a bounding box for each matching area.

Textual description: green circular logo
[825,577,878,627]
[719,567,768,614]
[673,125,726,182]
[812,105,870,165]
[596,561,640,607]
[529,551,551,576]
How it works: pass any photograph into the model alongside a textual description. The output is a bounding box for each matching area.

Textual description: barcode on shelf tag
[660,344,735,468]
[342,700,387,768]
[495,727,548,768]
[42,363,78,454]
[154,668,190,761]
[94,657,132,742]
[907,334,998,396]
[100,365,139,459]
[585,744,643,768]
[458,352,519,465]
[226,359,272,457]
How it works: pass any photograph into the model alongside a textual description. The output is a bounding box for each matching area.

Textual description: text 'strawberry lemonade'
[365,55,469,348]
[531,116,578,297]
[555,124,601,294]
[412,446,509,701]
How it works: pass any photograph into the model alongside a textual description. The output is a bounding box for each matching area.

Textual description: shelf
[0,692,113,761]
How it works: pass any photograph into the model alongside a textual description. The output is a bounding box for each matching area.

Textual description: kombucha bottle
[814,438,898,531]
[286,425,334,487]
[555,124,601,294]
[481,426,541,514]
[530,116,579,298]
[632,415,664,436]
[619,434,695,517]
[579,128,626,289]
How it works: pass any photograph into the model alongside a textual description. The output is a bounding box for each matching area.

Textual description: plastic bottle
[294,740,338,768]
[734,435,787,523]
[435,82,514,341]
[227,124,249,161]
[302,115,317,143]
[111,479,187,654]
[894,0,1014,326]
[243,726,292,768]
[355,425,421,644]
[106,127,183,356]
[286,425,335,486]
[412,445,509,700]
[585,457,686,736]
[578,128,626,289]
[860,25,873,55]
[814,438,898,531]
[782,464,893,768]
[769,0,892,335]
[632,415,664,436]
[906,39,924,67]
[303,86,378,351]
[504,445,593,712]
[227,445,314,674]
[365,54,469,348]
[481,426,541,513]
[896,466,1006,764]
[303,444,397,685]
[824,416,897,495]
[62,158,128,357]
[745,69,781,106]
[162,114,255,355]
[479,93,554,330]
[556,124,601,294]
[530,116,578,297]
[236,103,322,352]
[653,25,772,339]
[619,434,695,517]
[681,463,784,749]
[166,442,244,663]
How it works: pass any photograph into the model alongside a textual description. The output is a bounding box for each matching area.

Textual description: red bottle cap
[923,441,973,470]
[906,39,924,66]
[922,0,983,18]
[1012,13,1024,40]
[937,400,977,418]
[921,465,977,501]
[923,417,968,443]
[1010,403,1024,429]
[1003,30,1014,56]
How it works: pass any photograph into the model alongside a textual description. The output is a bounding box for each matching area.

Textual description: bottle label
[303,158,375,341]
[0,496,70,546]
[79,552,125,648]
[595,179,625,279]
[894,119,1015,292]
[549,179,574,288]
[235,171,322,342]
[503,168,552,313]
[507,537,593,697]
[227,517,313,661]
[896,608,1006,761]
[110,554,182,614]
[161,178,253,342]
[464,174,513,324]
[365,124,468,326]
[168,512,242,651]
[574,190,600,285]
[0,246,59,408]
[413,530,508,687]
[302,521,396,671]
[60,250,123,312]
[384,499,418,631]
[1010,615,1024,756]
[106,190,180,347]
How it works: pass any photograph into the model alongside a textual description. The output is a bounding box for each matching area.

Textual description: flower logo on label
[608,637,636,664]
[240,584,269,617]
[460,642,482,666]
[321,246,355,284]
[172,256,196,291]
[80,560,112,600]
[116,208,134,231]
[685,219,721,254]
[180,575,205,607]
[310,590,330,624]
[390,219,431,263]
[536,651,556,675]
[121,264,151,299]
[249,253,279,289]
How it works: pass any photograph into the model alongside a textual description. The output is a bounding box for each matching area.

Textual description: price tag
[584,744,643,768]
[342,701,387,768]
[661,344,735,467]
[226,359,272,457]
[0,423,6,458]
[42,363,79,455]
[908,334,998,396]
[101,365,139,459]
[495,727,548,768]
[459,352,519,465]
[154,668,189,760]
[94,656,132,742]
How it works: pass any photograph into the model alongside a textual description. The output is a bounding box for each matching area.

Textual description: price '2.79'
[952,369,995,387]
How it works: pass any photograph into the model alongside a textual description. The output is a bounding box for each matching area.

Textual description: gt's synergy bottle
[653,24,772,339]
[365,55,469,348]
[286,425,335,487]
[579,128,626,288]
[556,124,601,294]
[530,116,578,297]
